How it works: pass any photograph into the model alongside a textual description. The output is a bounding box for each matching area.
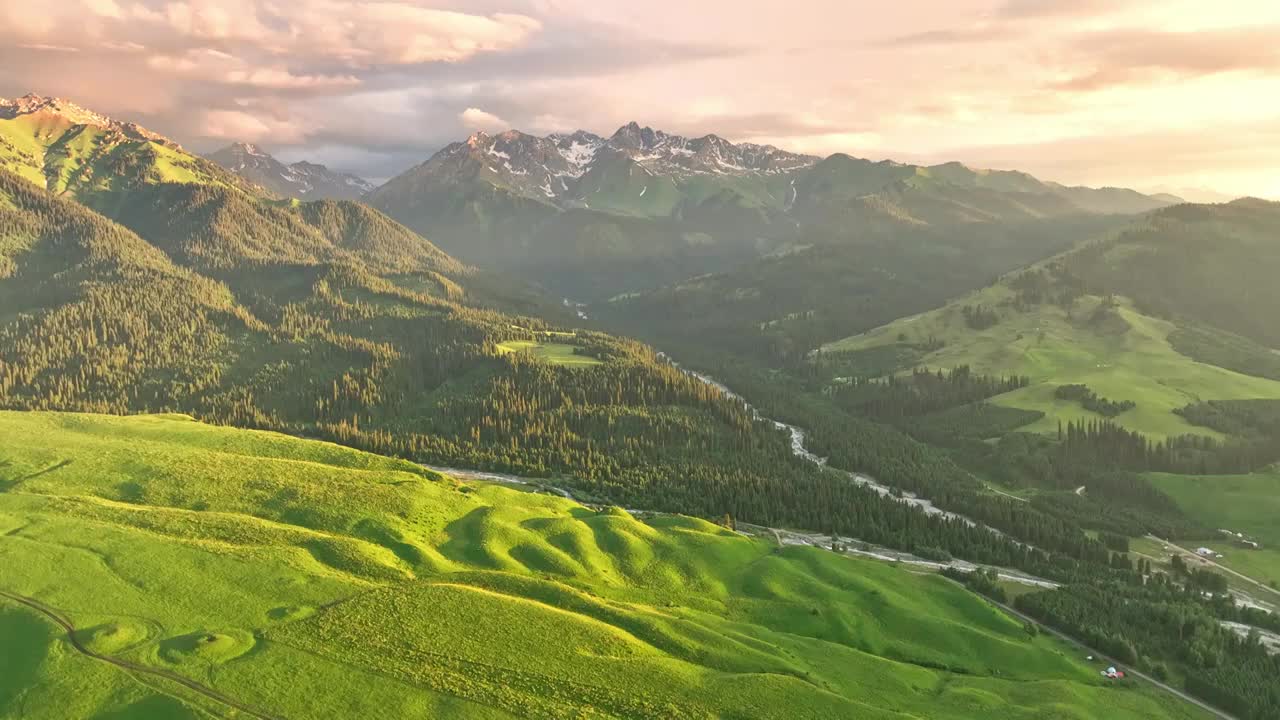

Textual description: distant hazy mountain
[209,142,374,200]
[369,122,1180,299]
[1145,185,1242,204]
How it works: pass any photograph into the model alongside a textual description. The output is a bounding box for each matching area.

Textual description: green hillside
[1064,198,1280,347]
[823,280,1280,441]
[0,411,1210,720]
[1149,468,1280,588]
[0,97,247,201]
[0,95,464,281]
[600,214,1130,365]
[821,200,1280,443]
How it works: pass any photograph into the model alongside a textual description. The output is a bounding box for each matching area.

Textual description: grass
[823,286,1280,440]
[0,411,1211,719]
[494,340,603,366]
[1148,469,1280,589]
[0,111,232,202]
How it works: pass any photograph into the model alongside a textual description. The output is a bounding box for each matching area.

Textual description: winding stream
[661,355,976,525]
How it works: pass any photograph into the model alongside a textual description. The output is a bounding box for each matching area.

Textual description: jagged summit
[0,92,180,147]
[208,142,374,200]
[403,122,820,207]
[224,141,269,157]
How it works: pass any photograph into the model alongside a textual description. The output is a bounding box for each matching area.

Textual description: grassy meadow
[1148,469,1280,589]
[494,340,603,366]
[0,411,1211,719]
[823,286,1280,440]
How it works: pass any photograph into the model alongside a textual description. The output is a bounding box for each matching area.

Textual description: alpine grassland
[0,411,1211,720]
[823,283,1280,441]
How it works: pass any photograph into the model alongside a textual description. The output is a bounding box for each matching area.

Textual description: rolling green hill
[1063,198,1280,347]
[822,279,1280,441]
[821,200,1280,441]
[0,411,1211,720]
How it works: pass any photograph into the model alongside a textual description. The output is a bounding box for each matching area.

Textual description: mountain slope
[0,94,249,201]
[209,142,374,200]
[0,169,256,410]
[598,213,1133,364]
[0,410,1212,720]
[1062,198,1280,347]
[820,202,1280,440]
[0,94,464,281]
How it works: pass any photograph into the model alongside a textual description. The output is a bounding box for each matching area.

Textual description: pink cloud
[459,107,509,132]
[199,108,308,143]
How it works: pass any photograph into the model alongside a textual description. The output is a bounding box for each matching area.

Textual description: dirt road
[0,589,278,720]
[959,585,1238,720]
[1147,535,1280,600]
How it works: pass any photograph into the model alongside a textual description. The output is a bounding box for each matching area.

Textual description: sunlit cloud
[0,0,1274,198]
[459,107,509,133]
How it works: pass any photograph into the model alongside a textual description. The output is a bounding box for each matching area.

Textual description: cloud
[1,0,1277,198]
[2,1,543,69]
[82,0,125,18]
[198,109,308,143]
[884,25,1015,47]
[1052,27,1280,91]
[995,0,1136,19]
[17,44,82,53]
[459,107,509,132]
[147,49,361,89]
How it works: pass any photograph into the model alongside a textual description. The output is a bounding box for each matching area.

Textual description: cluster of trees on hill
[833,366,1028,420]
[1054,384,1136,417]
[960,304,999,329]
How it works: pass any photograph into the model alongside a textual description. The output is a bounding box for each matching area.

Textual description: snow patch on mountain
[410,123,819,210]
[208,142,374,200]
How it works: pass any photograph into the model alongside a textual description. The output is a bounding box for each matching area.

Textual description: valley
[1,88,1278,720]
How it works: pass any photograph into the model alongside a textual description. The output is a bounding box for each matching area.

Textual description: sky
[1,0,1278,199]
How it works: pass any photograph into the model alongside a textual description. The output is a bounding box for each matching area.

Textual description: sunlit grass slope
[0,111,236,200]
[0,411,1209,719]
[824,283,1280,440]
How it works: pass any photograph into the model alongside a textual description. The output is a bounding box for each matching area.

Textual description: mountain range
[208,141,375,200]
[364,122,1180,299]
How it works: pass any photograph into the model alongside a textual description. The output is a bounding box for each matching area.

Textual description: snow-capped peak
[208,142,374,200]
[409,122,819,208]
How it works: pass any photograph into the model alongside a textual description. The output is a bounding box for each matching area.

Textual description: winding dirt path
[0,589,279,720]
